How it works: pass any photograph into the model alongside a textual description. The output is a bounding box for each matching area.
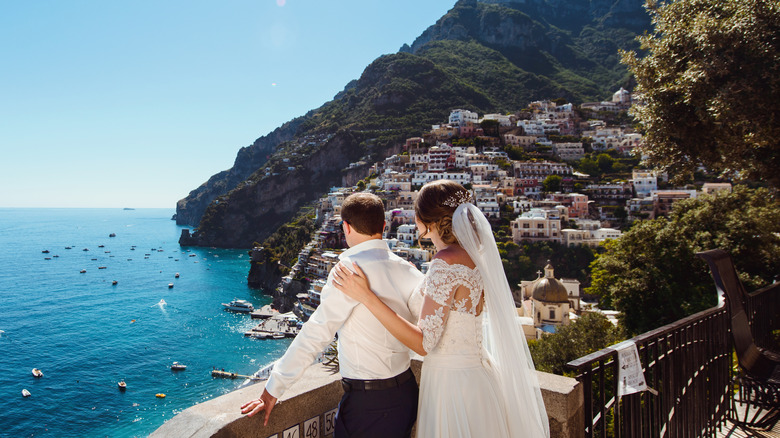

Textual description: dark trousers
[334,373,418,438]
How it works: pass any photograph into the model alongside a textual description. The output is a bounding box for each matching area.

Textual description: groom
[241,192,424,438]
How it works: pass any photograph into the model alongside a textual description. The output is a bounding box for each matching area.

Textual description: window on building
[549,309,555,320]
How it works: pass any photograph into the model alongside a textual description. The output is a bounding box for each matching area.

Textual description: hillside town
[259,88,734,340]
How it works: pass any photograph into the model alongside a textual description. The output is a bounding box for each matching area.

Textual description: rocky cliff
[175,117,306,226]
[184,130,365,248]
[177,0,650,251]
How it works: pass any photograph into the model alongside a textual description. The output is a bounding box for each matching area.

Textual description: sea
[0,208,291,437]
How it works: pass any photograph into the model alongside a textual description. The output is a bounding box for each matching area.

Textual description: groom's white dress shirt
[265,239,424,399]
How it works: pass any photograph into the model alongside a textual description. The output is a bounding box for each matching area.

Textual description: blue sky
[0,0,456,208]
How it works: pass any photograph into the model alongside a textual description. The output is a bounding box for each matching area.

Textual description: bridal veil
[452,203,550,438]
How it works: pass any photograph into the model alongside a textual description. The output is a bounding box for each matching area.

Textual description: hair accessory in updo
[442,191,473,208]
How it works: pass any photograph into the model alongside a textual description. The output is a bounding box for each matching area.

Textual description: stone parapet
[151,360,582,438]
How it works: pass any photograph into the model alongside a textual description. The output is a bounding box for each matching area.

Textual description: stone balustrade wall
[151,360,582,438]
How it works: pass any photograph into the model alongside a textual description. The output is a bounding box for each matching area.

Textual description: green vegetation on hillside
[588,186,780,336]
[256,206,318,271]
[499,240,598,292]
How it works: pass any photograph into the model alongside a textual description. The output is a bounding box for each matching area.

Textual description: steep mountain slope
[176,0,649,248]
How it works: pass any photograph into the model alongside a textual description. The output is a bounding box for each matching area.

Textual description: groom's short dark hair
[341,193,385,236]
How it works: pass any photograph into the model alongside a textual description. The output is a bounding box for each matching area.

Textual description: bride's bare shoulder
[434,245,475,269]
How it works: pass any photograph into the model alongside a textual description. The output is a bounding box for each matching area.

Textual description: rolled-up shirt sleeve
[264,271,358,399]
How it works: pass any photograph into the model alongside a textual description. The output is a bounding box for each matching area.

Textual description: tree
[576,156,600,177]
[542,175,562,193]
[529,312,624,375]
[588,186,780,335]
[621,0,780,187]
[480,119,501,137]
[596,153,615,173]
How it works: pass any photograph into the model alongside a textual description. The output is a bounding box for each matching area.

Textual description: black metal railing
[567,305,733,438]
[744,283,780,351]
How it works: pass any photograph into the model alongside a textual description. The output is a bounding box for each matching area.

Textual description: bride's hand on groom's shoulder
[332,261,372,304]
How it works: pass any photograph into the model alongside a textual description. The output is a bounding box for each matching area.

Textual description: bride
[333,180,549,437]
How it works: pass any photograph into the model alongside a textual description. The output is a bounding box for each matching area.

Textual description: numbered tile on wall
[303,415,320,438]
[323,408,338,436]
[282,425,299,438]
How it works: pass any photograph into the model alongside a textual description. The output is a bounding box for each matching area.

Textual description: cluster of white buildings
[282,94,731,333]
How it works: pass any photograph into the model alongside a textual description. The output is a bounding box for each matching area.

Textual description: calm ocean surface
[0,208,290,437]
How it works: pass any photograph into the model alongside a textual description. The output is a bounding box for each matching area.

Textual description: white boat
[118,380,127,390]
[31,368,43,378]
[22,389,31,397]
[171,361,187,371]
[222,299,255,313]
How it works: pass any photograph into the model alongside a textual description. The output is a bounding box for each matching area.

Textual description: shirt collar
[339,238,389,259]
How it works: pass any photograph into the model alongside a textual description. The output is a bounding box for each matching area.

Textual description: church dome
[532,263,569,303]
[612,87,631,103]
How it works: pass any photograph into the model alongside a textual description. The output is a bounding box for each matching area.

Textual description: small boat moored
[155,393,166,398]
[31,368,43,378]
[222,299,255,313]
[118,380,127,390]
[168,283,174,289]
[22,389,31,397]
[170,362,187,371]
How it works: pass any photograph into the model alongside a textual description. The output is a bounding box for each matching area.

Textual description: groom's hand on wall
[240,388,278,426]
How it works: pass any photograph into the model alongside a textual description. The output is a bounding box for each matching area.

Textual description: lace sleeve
[417,262,456,353]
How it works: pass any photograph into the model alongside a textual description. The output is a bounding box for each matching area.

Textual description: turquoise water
[0,209,290,437]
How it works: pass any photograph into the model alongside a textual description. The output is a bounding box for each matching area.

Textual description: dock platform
[211,370,263,380]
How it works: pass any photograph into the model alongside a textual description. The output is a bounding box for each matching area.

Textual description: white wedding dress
[415,258,511,437]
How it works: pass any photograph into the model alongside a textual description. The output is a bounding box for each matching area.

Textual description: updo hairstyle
[414,180,471,246]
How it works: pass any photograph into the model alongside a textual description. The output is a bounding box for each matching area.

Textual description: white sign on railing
[610,340,648,398]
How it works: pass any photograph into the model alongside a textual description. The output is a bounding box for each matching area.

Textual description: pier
[211,370,263,380]
[244,312,301,338]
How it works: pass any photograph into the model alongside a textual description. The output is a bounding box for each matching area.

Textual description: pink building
[548,193,589,219]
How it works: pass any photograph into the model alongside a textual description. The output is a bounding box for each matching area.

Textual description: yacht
[222,299,255,313]
[170,361,187,371]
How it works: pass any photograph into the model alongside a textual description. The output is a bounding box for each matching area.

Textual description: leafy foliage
[499,241,597,291]
[529,312,625,375]
[259,206,318,269]
[542,174,562,193]
[621,0,780,187]
[588,186,780,335]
